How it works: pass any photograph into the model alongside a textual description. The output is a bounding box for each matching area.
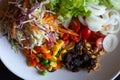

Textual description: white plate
[0,34,120,80]
[0,1,120,80]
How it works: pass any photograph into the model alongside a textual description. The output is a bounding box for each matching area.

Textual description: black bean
[62,41,96,72]
[71,67,80,72]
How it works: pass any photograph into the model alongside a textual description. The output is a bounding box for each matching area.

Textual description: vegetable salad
[0,0,120,75]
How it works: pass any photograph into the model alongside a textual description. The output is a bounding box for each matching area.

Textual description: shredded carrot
[43,53,52,59]
[43,13,58,21]
[42,13,79,36]
[23,0,30,9]
[48,22,58,30]
[11,21,16,38]
[42,13,58,30]
[21,40,30,47]
[29,26,39,34]
[8,2,18,4]
[58,27,79,36]
[0,11,13,19]
[43,14,54,22]
[39,46,50,54]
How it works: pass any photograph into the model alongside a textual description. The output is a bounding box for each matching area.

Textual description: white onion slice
[78,16,87,25]
[86,15,106,32]
[101,14,120,34]
[62,17,72,28]
[102,10,119,21]
[103,34,118,52]
[108,15,120,33]
[86,3,106,16]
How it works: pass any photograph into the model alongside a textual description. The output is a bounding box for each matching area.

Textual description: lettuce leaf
[99,0,120,10]
[47,0,91,21]
[99,0,113,8]
[86,0,100,4]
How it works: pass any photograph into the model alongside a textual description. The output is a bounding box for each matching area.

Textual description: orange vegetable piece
[29,26,39,34]
[43,53,52,59]
[58,27,79,36]
[39,46,50,54]
[23,0,30,9]
[34,46,41,53]
[11,21,16,38]
[37,63,46,70]
[53,61,62,70]
[23,49,30,55]
[27,53,36,60]
[27,59,37,67]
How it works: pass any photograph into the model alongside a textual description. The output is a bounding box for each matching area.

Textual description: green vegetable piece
[11,39,17,46]
[44,63,50,68]
[86,0,99,4]
[47,0,91,21]
[41,71,47,76]
[99,0,113,8]
[42,59,49,64]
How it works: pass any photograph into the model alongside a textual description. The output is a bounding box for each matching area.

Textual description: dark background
[0,60,120,80]
[0,60,23,80]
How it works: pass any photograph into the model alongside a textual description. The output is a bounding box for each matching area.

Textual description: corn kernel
[57,40,64,46]
[52,56,57,61]
[32,49,37,54]
[52,45,61,56]
[59,55,62,61]
[41,71,47,76]
[50,61,57,67]
[36,57,40,63]
[48,66,53,71]
[60,49,67,55]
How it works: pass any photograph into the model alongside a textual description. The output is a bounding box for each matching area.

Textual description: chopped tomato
[81,26,91,40]
[27,53,36,60]
[64,39,70,45]
[37,63,46,70]
[62,33,70,40]
[69,17,81,32]
[34,46,41,53]
[23,49,30,55]
[70,35,81,43]
[89,32,105,42]
[96,37,104,49]
[27,59,37,67]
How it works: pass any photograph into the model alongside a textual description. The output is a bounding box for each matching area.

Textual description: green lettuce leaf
[99,0,120,10]
[47,0,91,21]
[86,0,100,4]
[99,0,113,8]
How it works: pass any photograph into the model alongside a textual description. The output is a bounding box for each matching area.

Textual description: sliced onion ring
[78,16,86,25]
[86,15,106,32]
[103,34,118,52]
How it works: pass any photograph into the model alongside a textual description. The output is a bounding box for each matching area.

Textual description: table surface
[0,60,120,80]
